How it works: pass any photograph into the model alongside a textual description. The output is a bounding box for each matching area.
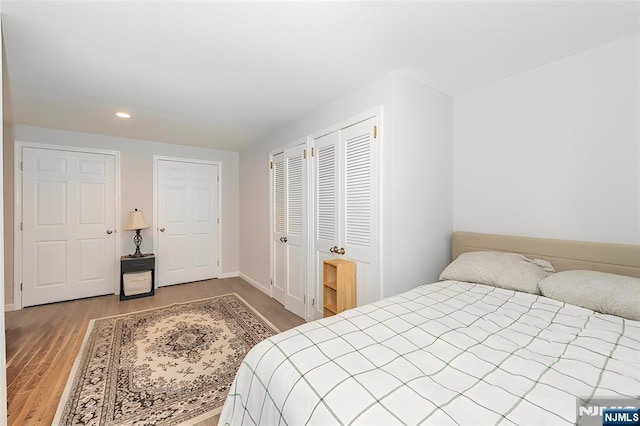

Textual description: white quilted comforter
[220,281,640,425]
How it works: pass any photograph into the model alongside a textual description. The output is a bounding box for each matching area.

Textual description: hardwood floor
[5,277,304,425]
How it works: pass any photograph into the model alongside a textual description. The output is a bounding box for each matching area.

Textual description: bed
[219,232,640,425]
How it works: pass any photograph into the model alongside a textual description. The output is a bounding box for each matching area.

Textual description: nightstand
[120,254,155,301]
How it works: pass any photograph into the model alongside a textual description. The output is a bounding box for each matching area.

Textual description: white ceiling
[2,1,639,152]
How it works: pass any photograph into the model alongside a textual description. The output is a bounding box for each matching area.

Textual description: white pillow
[539,270,640,321]
[439,251,555,294]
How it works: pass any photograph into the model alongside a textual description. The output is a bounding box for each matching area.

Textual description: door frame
[269,150,284,304]
[152,156,223,284]
[13,141,121,310]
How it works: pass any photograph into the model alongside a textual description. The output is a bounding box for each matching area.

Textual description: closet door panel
[340,117,378,305]
[271,153,286,304]
[315,132,340,251]
[271,145,307,318]
[313,131,340,317]
[283,145,306,318]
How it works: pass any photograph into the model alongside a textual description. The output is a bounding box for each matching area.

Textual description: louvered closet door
[272,153,286,304]
[340,117,378,308]
[271,145,307,318]
[312,116,378,318]
[313,131,340,317]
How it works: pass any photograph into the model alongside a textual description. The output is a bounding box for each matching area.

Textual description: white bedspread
[219,281,640,425]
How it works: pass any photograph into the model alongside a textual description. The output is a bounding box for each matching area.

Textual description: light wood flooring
[5,277,305,425]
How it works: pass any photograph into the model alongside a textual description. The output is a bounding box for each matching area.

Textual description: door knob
[106,229,113,235]
[337,247,346,255]
[329,246,338,253]
[280,236,288,243]
[160,227,166,232]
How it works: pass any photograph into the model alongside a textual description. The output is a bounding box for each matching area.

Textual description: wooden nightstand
[120,254,155,301]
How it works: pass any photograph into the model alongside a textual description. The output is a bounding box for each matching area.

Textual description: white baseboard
[2,276,267,309]
[218,271,240,279]
[238,273,270,295]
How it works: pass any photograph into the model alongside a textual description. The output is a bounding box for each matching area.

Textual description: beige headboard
[452,232,640,278]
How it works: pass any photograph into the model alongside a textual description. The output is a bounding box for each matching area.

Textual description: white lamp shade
[124,209,150,230]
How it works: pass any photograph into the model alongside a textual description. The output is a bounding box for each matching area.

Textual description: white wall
[239,71,453,301]
[387,73,452,296]
[453,34,640,245]
[0,14,9,420]
[4,125,240,306]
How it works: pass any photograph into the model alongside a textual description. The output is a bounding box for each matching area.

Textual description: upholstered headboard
[452,232,640,278]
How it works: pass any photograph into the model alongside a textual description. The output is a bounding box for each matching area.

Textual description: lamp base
[129,249,145,258]
[130,230,145,258]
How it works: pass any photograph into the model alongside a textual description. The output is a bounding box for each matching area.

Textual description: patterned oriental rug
[54,294,279,425]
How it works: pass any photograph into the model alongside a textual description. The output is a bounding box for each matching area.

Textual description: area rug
[53,293,279,425]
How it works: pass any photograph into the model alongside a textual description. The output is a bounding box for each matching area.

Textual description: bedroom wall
[3,124,240,307]
[388,73,452,296]
[239,71,452,301]
[453,33,640,245]
[0,14,8,418]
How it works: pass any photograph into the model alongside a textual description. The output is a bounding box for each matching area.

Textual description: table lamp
[124,208,150,258]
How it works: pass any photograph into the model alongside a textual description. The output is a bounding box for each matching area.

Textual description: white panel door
[157,160,220,286]
[312,116,379,318]
[22,147,117,307]
[271,145,307,318]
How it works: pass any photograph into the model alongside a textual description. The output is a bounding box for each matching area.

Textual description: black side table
[120,254,155,301]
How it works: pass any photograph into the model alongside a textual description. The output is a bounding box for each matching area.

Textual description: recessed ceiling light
[114,111,132,119]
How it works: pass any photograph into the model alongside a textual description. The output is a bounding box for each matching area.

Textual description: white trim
[239,273,270,295]
[304,136,314,320]
[4,304,15,312]
[13,143,21,309]
[268,151,276,300]
[153,156,223,287]
[218,271,239,279]
[308,107,382,142]
[376,106,385,300]
[13,141,121,310]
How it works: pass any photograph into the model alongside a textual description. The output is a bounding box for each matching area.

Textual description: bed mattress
[219,280,640,425]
